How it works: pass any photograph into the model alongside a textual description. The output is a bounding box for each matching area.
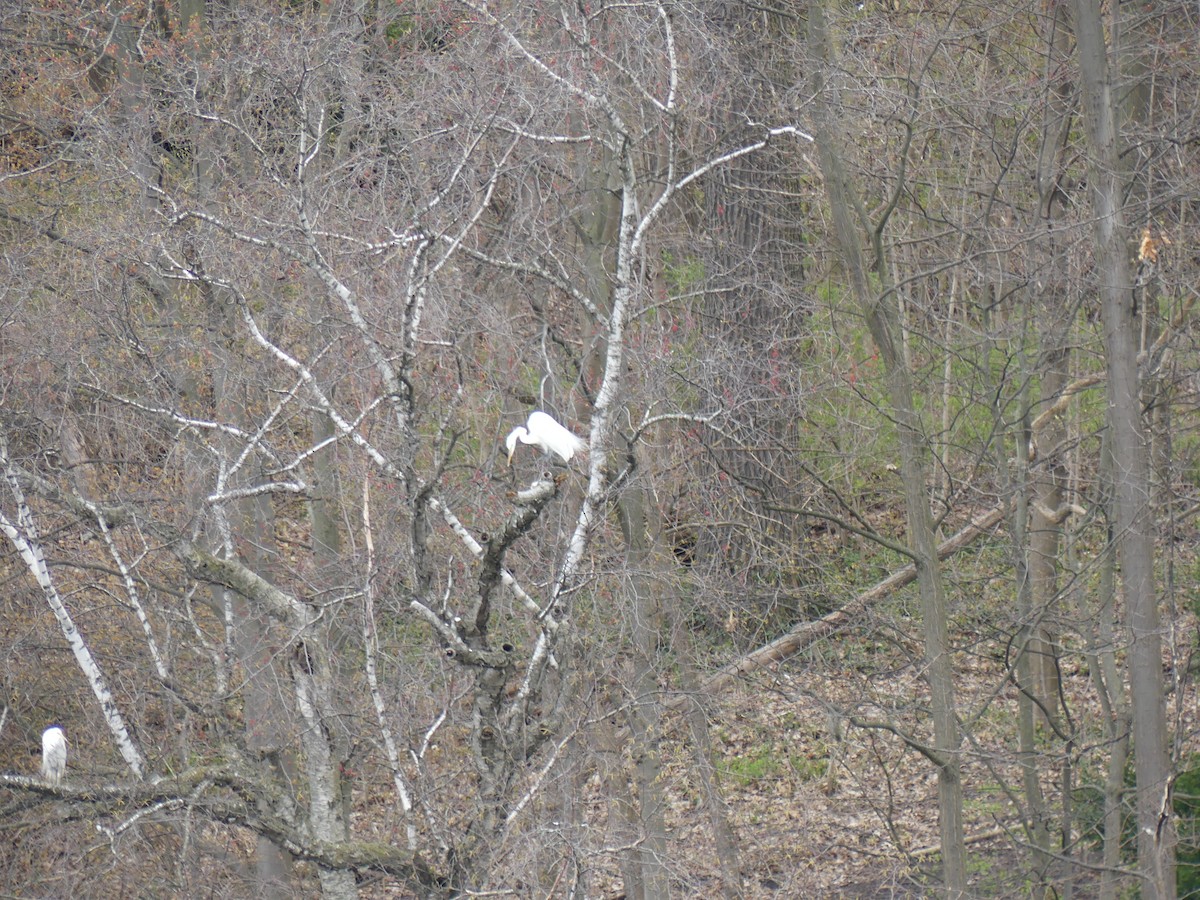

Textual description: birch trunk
[0,439,146,779]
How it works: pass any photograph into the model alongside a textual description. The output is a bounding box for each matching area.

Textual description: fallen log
[684,502,1010,704]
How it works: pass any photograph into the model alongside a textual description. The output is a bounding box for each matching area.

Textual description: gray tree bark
[616,479,670,900]
[1071,0,1175,894]
[807,3,967,894]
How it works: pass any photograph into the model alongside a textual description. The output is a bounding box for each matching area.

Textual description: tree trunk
[1026,0,1083,735]
[1012,11,1079,875]
[1071,0,1175,894]
[1094,433,1133,900]
[807,3,967,893]
[1012,480,1054,882]
[617,481,670,900]
[671,611,744,899]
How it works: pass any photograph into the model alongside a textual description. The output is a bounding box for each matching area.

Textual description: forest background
[1,1,1198,898]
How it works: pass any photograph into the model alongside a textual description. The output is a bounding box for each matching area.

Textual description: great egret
[41,725,66,785]
[505,410,585,464]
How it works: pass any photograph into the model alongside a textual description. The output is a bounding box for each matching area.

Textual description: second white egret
[41,725,66,786]
[505,410,585,464]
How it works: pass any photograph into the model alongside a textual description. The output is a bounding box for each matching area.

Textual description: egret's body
[505,410,585,464]
[41,725,66,785]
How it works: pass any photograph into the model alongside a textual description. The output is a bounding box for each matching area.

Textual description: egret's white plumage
[41,725,66,786]
[505,410,585,464]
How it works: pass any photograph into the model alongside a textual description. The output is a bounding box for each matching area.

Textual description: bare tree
[1072,0,1175,893]
[806,1,967,894]
[0,2,810,895]
[4,1,1197,896]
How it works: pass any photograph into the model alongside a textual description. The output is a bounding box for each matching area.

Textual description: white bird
[505,410,585,464]
[41,725,66,786]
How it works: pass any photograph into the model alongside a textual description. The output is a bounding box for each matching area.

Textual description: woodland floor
[660,618,1200,900]
[354,602,1198,900]
[669,665,1029,899]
